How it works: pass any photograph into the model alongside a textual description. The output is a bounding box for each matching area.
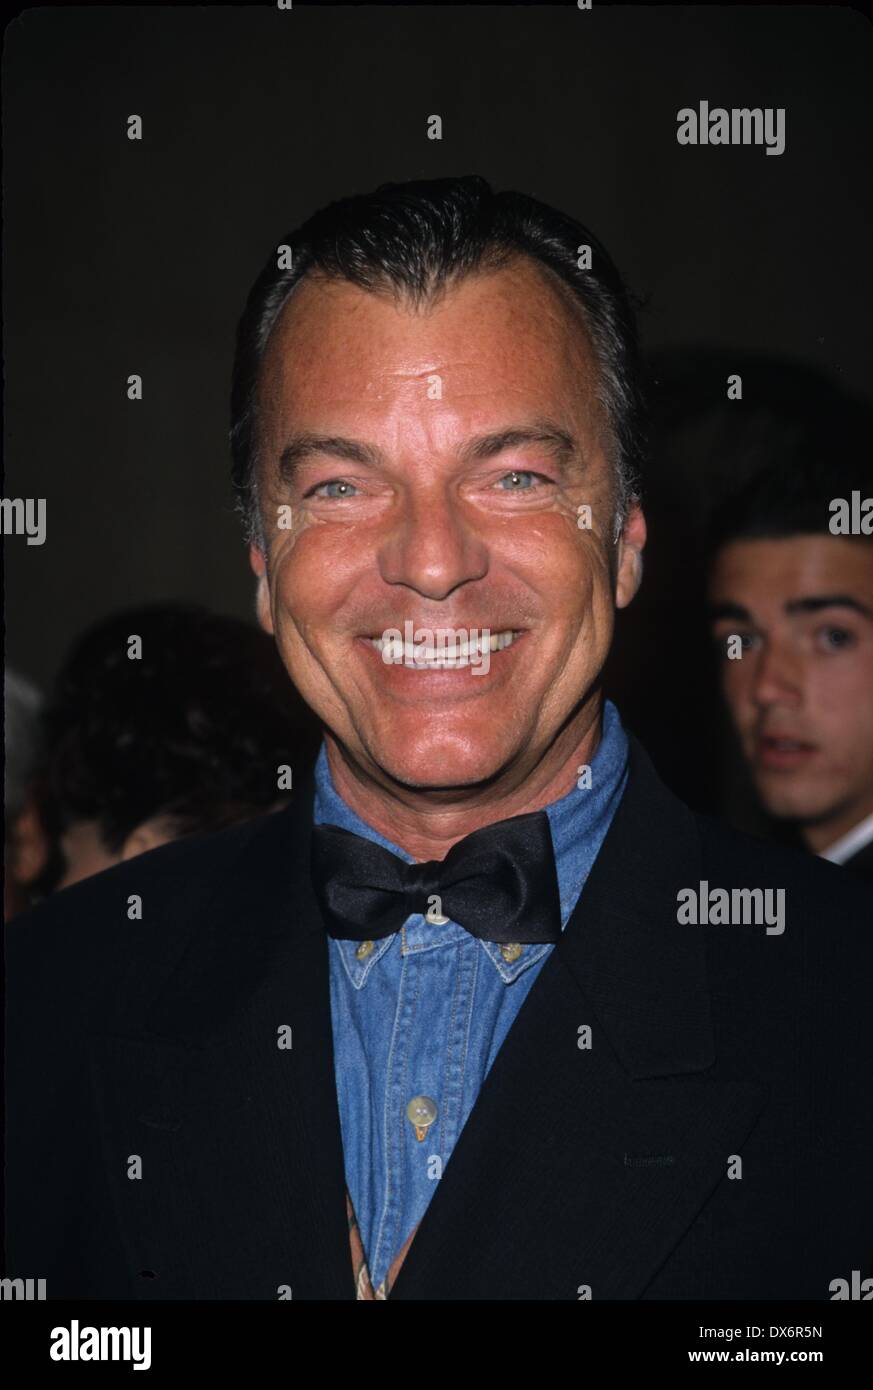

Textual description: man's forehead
[711,535,873,609]
[716,535,873,576]
[257,258,601,427]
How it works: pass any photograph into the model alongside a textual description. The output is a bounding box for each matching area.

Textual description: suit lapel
[389,737,768,1299]
[91,736,768,1301]
[90,764,356,1300]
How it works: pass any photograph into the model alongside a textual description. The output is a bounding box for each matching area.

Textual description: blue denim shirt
[314,699,629,1293]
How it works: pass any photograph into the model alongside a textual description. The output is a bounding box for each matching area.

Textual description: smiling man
[244,246,642,849]
[707,451,873,883]
[7,177,873,1302]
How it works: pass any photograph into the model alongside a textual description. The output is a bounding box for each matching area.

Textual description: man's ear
[249,544,274,634]
[120,818,176,863]
[8,797,50,886]
[615,500,647,609]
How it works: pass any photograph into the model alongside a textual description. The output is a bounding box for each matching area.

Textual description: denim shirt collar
[313,700,629,986]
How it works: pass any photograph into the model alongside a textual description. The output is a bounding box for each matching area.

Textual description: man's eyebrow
[278,433,384,483]
[458,421,579,468]
[276,420,580,486]
[707,602,752,623]
[706,595,873,625]
[785,594,873,620]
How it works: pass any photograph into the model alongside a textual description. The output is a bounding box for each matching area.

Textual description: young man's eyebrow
[707,601,752,623]
[785,594,873,620]
[276,420,580,486]
[706,595,873,625]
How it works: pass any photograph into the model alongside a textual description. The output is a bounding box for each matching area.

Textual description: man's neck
[324,704,603,862]
[802,792,873,856]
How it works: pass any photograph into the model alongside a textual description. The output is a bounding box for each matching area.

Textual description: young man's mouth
[755,733,818,771]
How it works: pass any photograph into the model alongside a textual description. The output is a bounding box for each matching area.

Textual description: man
[707,450,873,884]
[25,603,321,895]
[7,176,872,1300]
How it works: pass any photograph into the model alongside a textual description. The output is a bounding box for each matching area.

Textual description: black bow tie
[310,811,562,946]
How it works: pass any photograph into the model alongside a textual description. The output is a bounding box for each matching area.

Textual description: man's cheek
[812,671,870,730]
[819,707,873,763]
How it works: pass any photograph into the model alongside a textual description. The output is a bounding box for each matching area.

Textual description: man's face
[251,258,644,791]
[708,535,873,839]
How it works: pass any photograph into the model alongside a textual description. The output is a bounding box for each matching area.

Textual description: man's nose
[749,637,804,708]
[376,485,489,601]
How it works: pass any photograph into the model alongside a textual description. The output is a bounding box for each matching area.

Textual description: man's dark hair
[704,387,873,561]
[36,604,321,883]
[230,175,645,546]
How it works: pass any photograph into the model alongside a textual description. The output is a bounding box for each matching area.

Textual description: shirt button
[500,943,523,963]
[406,1094,438,1141]
[355,940,375,960]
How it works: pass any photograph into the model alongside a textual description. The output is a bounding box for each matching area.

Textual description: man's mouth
[755,734,818,770]
[365,628,524,668]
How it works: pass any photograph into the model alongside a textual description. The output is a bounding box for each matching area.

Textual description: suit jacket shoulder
[6,810,276,1037]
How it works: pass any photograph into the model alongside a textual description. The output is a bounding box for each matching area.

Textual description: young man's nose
[750,638,804,706]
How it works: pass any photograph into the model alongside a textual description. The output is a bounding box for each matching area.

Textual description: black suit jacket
[844,836,873,886]
[6,735,873,1300]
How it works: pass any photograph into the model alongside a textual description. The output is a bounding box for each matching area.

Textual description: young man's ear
[249,544,274,634]
[120,817,176,863]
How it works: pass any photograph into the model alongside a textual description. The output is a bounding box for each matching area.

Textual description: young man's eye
[817,625,856,652]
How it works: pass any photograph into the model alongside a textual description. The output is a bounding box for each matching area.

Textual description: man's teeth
[369,630,520,665]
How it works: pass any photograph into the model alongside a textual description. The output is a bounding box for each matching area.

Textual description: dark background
[4,4,872,812]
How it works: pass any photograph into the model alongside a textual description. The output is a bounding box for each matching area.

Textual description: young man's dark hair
[705,391,873,557]
[34,603,321,892]
[230,174,646,546]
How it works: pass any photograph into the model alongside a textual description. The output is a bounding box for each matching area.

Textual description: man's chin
[359,737,520,793]
[754,776,835,827]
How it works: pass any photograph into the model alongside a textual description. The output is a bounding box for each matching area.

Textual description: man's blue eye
[497,470,541,490]
[313,479,358,499]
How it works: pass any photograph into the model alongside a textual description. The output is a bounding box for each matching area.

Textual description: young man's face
[249,257,645,792]
[708,534,873,849]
